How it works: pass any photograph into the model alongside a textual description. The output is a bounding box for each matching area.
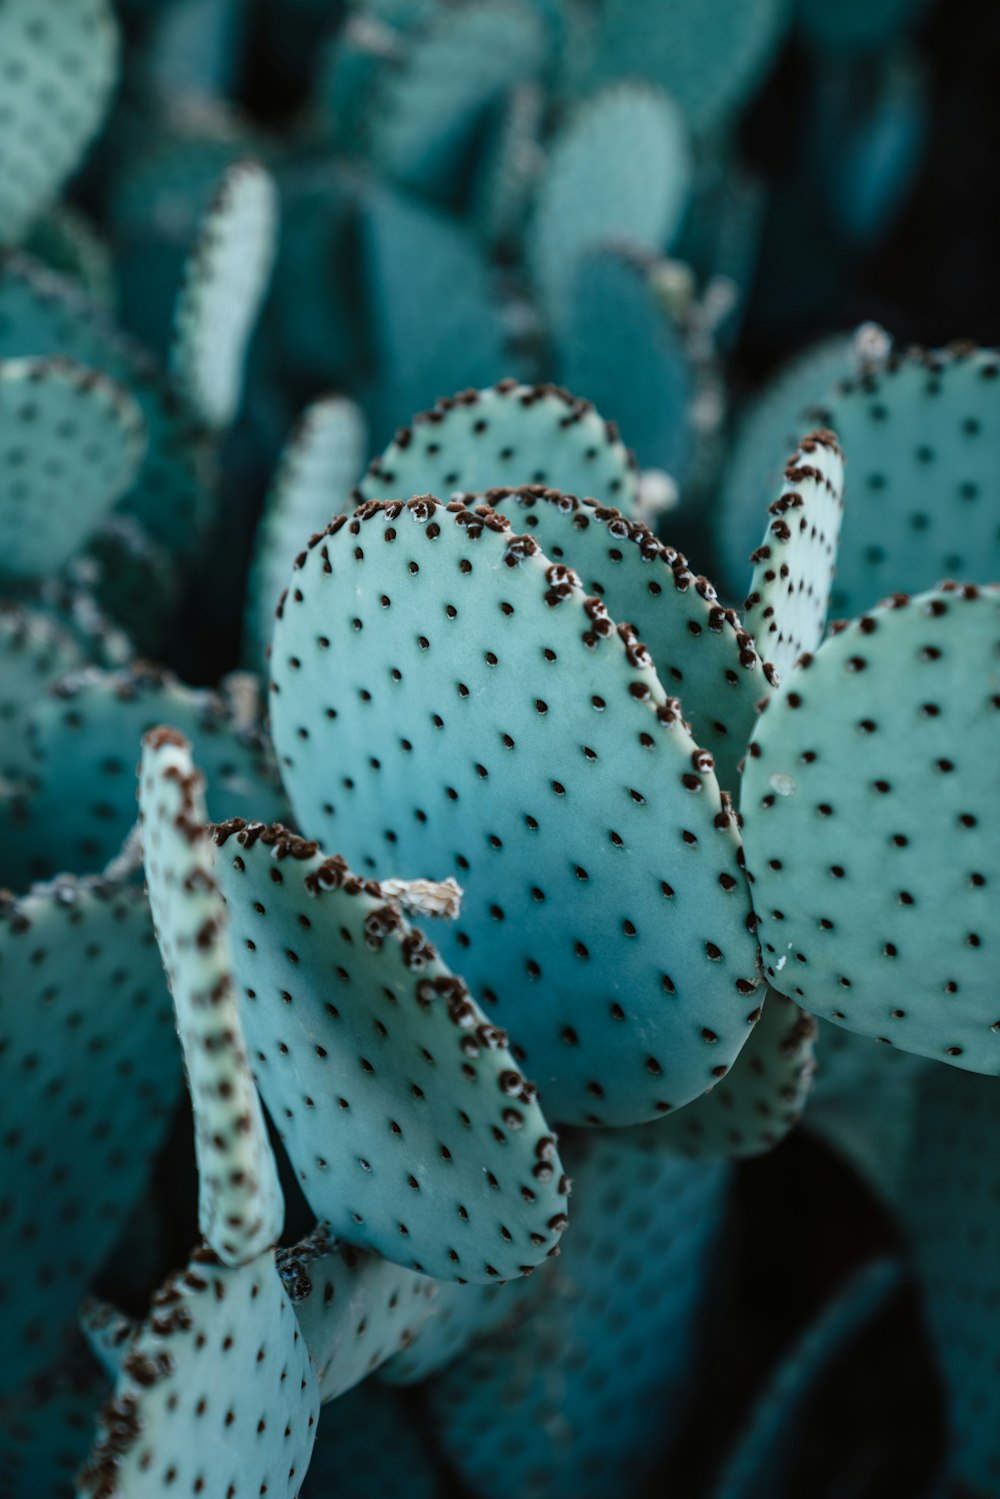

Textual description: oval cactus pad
[741,584,1000,1071]
[357,382,639,515]
[269,497,761,1124]
[213,820,568,1282]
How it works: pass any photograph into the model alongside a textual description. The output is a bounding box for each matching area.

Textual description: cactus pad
[276,1225,438,1400]
[379,1277,518,1385]
[427,1133,732,1499]
[741,583,1000,1071]
[270,497,761,1124]
[0,356,145,582]
[527,84,690,332]
[304,1380,443,1499]
[0,1342,109,1499]
[213,820,569,1281]
[247,397,368,668]
[0,0,119,246]
[0,874,178,1389]
[139,729,284,1263]
[358,381,639,514]
[81,1299,136,1381]
[0,603,86,784]
[78,1247,319,1498]
[171,159,279,429]
[743,430,846,682]
[463,483,769,793]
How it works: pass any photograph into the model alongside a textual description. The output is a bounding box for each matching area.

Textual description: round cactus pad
[171,159,278,429]
[741,584,1000,1070]
[269,498,761,1125]
[743,430,846,683]
[468,484,770,793]
[0,0,119,246]
[77,1248,319,1499]
[213,820,569,1282]
[0,875,178,1392]
[811,347,1000,619]
[357,382,639,515]
[0,356,145,582]
[139,730,284,1264]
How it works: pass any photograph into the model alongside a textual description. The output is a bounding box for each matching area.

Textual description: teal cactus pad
[558,247,694,478]
[0,1341,109,1499]
[0,874,178,1391]
[465,483,770,794]
[710,1258,902,1499]
[369,0,547,200]
[741,583,1000,1071]
[0,0,119,246]
[24,206,115,310]
[139,730,284,1263]
[901,1066,1000,1493]
[15,663,285,880]
[34,574,132,670]
[83,515,180,659]
[171,159,279,429]
[81,1300,136,1381]
[0,356,146,582]
[649,988,816,1159]
[743,430,846,682]
[0,256,213,560]
[77,1247,319,1498]
[379,1277,516,1385]
[472,82,543,251]
[213,820,569,1281]
[357,381,639,514]
[276,1225,438,1400]
[360,185,507,446]
[0,603,87,784]
[247,397,368,668]
[269,498,761,1125]
[304,1380,443,1499]
[581,0,791,137]
[526,84,691,333]
[808,346,1000,620]
[427,1133,732,1499]
[715,333,858,597]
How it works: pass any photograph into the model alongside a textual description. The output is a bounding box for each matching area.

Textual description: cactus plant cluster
[1,0,997,1496]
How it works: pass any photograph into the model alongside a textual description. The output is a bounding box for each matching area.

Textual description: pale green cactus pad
[742,584,1000,1071]
[648,988,816,1159]
[0,874,178,1391]
[0,0,119,246]
[358,382,639,515]
[270,497,761,1125]
[77,1247,319,1498]
[276,1225,438,1401]
[465,483,770,794]
[0,602,87,784]
[246,396,368,668]
[171,158,279,429]
[139,729,284,1263]
[213,819,569,1281]
[0,356,145,582]
[743,430,846,683]
[527,84,691,332]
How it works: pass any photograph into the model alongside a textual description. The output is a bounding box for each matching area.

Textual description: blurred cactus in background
[1,1,999,1496]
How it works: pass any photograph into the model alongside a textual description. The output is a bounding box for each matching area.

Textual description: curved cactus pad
[743,430,846,682]
[270,498,761,1125]
[0,603,87,784]
[527,84,691,333]
[379,1277,518,1385]
[139,730,283,1263]
[18,663,285,879]
[427,1134,732,1499]
[467,484,770,793]
[247,396,368,667]
[304,1380,443,1499]
[172,159,278,429]
[0,1342,109,1499]
[276,1225,437,1400]
[213,820,569,1281]
[0,0,119,246]
[0,356,145,582]
[0,875,178,1391]
[357,382,639,515]
[742,584,1000,1071]
[77,1247,319,1498]
[812,346,1000,619]
[648,989,816,1159]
